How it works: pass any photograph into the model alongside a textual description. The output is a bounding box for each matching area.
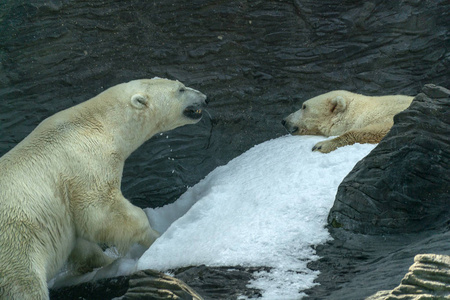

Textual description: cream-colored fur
[282,90,413,153]
[0,78,207,299]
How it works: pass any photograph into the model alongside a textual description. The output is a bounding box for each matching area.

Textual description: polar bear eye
[179,87,186,93]
[302,104,307,110]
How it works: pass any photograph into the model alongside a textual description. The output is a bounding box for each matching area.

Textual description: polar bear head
[124,78,207,131]
[282,91,349,137]
[77,78,208,156]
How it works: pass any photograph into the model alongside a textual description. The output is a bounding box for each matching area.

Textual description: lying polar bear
[282,90,413,153]
[0,78,207,300]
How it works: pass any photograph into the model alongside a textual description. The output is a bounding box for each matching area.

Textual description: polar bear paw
[312,140,338,153]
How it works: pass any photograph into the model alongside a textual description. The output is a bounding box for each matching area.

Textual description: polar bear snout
[183,90,208,120]
[183,104,206,120]
[281,119,299,134]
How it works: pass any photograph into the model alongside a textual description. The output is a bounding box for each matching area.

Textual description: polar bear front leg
[0,266,48,300]
[68,238,115,274]
[76,190,160,254]
[312,124,391,153]
[113,202,160,251]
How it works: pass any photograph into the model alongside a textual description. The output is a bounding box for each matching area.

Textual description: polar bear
[0,78,208,300]
[282,90,413,153]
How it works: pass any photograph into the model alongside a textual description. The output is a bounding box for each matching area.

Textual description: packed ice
[51,135,376,299]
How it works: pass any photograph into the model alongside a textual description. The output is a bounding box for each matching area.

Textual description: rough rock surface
[1,1,449,300]
[328,84,450,234]
[305,85,450,299]
[306,229,450,300]
[365,254,450,300]
[50,269,204,300]
[49,275,129,299]
[171,266,263,300]
[49,266,263,300]
[122,269,203,300]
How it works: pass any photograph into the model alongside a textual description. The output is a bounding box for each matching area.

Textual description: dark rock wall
[306,229,450,300]
[1,0,449,208]
[306,85,449,299]
[329,85,450,234]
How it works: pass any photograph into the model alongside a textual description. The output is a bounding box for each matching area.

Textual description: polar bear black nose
[281,120,298,134]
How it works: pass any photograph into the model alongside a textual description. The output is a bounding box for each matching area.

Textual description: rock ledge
[366,254,450,300]
[328,84,450,234]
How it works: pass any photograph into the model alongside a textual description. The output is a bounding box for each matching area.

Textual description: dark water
[1,1,449,299]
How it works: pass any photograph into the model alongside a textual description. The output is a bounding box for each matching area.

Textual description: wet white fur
[0,78,206,299]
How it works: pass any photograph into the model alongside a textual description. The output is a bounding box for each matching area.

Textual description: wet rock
[50,269,204,300]
[328,84,450,234]
[50,275,130,300]
[122,269,203,300]
[50,266,263,300]
[305,229,450,300]
[365,254,450,300]
[172,265,263,300]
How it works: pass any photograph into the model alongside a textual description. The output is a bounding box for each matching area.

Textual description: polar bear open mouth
[183,105,203,120]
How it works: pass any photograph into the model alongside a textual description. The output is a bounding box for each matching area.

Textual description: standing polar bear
[0,78,207,300]
[282,90,413,153]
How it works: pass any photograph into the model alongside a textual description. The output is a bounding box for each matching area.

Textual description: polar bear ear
[330,96,347,113]
[130,94,148,109]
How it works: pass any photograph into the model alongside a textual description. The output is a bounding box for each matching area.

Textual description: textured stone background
[1,0,448,208]
[1,1,449,299]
